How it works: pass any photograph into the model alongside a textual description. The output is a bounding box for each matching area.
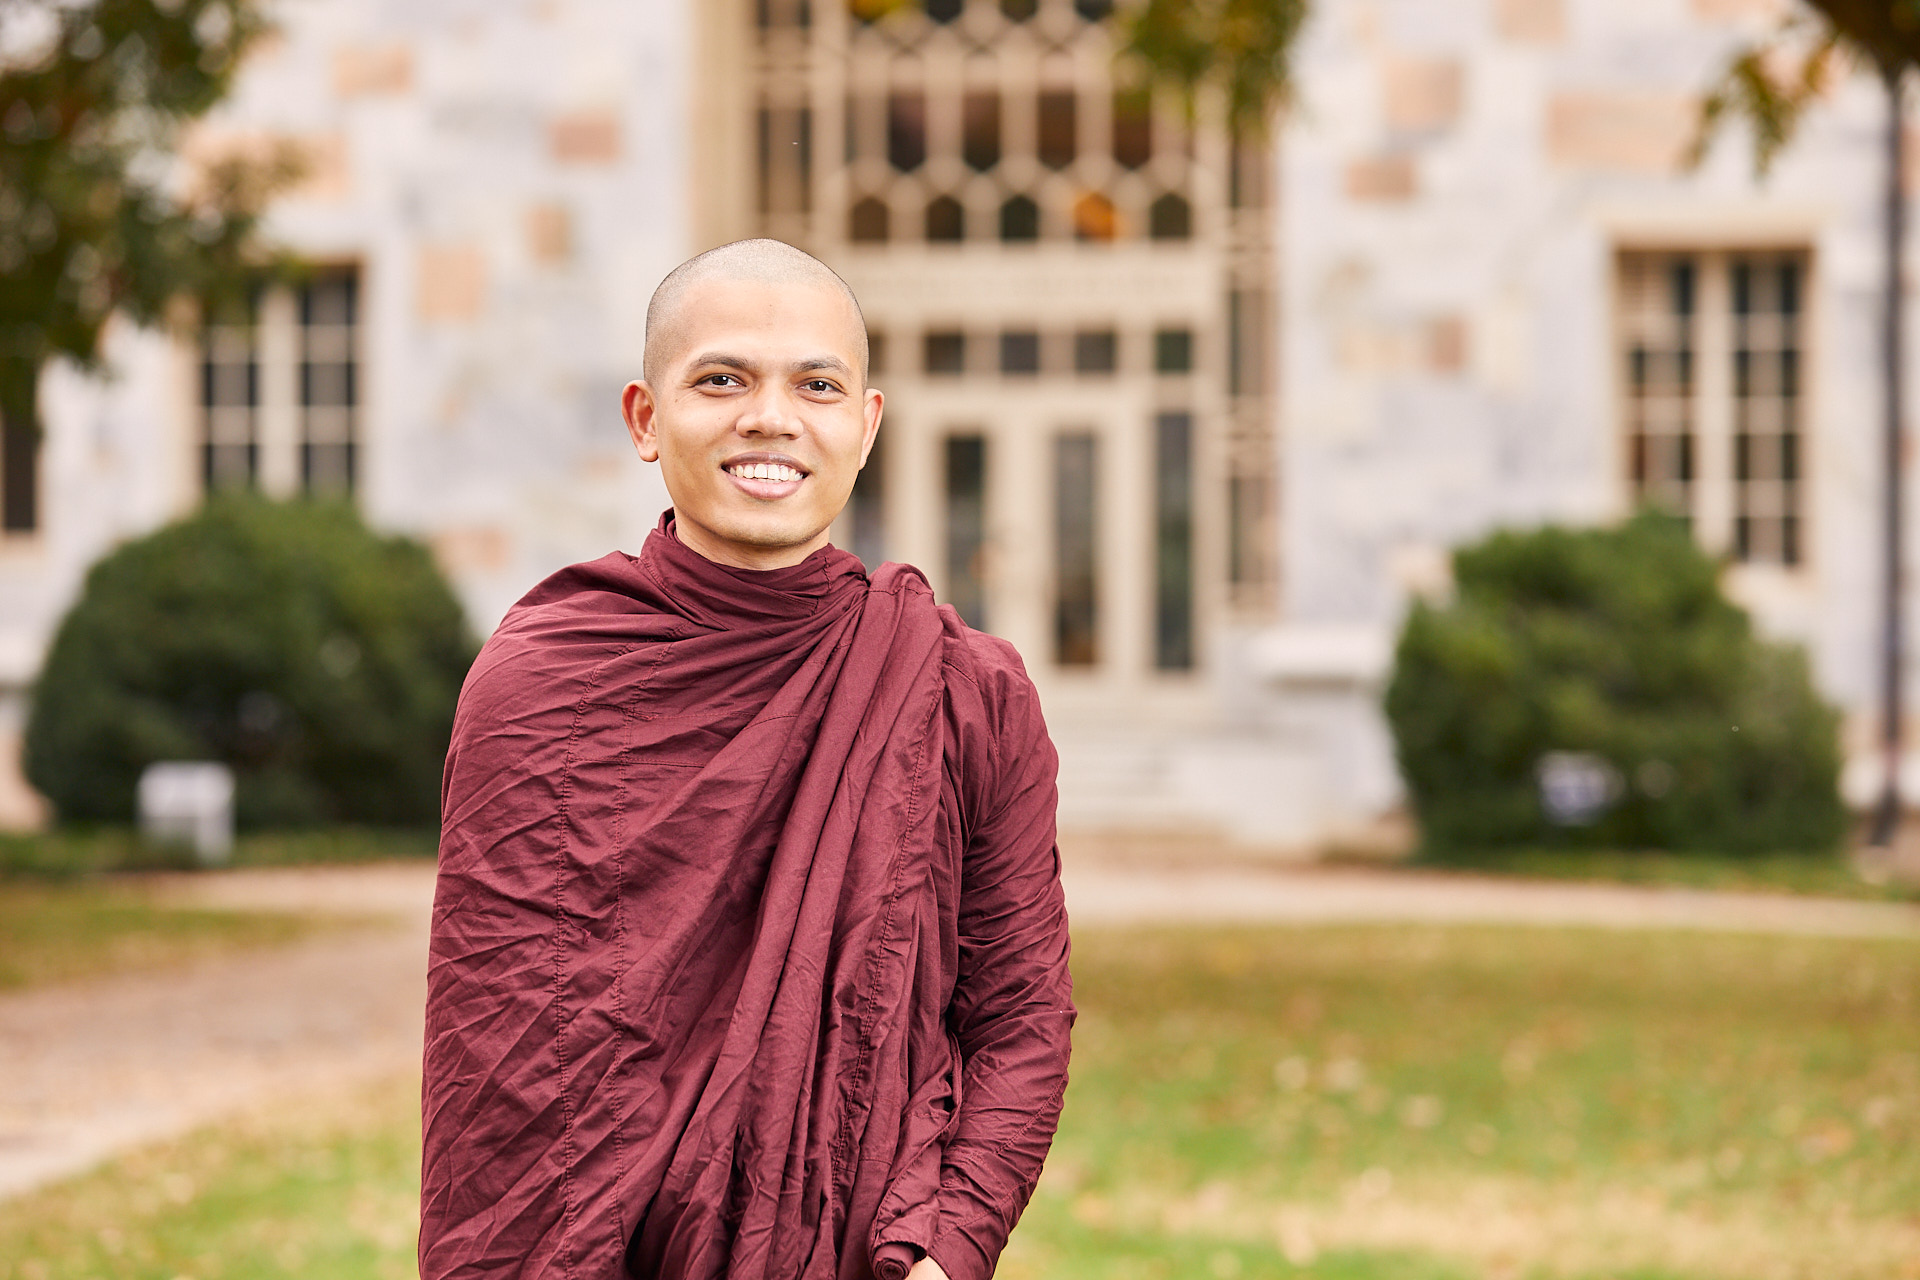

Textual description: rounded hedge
[25,496,477,828]
[1384,513,1847,856]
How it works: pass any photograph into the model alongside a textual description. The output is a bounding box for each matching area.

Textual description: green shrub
[24,496,477,829]
[1384,513,1846,856]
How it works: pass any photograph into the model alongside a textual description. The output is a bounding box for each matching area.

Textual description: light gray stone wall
[0,0,691,825]
[1270,0,1909,810]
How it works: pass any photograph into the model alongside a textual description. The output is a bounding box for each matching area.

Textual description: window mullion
[1694,253,1736,556]
[256,287,302,499]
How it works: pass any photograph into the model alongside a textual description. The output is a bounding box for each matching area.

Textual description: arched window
[999,194,1039,242]
[1000,0,1037,18]
[1072,191,1118,242]
[850,196,890,243]
[1149,192,1191,240]
[926,195,966,242]
[925,0,963,22]
[1073,0,1113,19]
[1113,88,1152,169]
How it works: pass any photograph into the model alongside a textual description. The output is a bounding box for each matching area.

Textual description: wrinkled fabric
[422,513,1073,1280]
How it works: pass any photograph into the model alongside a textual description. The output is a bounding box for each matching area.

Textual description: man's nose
[735,385,801,437]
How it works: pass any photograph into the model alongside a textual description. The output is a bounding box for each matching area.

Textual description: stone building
[0,0,1907,844]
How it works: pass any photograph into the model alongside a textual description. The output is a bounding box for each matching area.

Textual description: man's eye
[804,379,838,393]
[702,374,741,387]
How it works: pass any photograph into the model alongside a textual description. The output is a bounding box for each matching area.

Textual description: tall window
[201,294,260,491]
[198,267,362,500]
[1154,411,1194,670]
[945,434,988,629]
[300,271,358,495]
[1054,432,1098,665]
[1,399,36,532]
[1619,250,1806,566]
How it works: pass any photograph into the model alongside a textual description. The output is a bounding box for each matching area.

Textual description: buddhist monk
[420,239,1074,1280]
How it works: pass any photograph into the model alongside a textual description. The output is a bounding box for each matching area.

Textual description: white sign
[138,762,235,866]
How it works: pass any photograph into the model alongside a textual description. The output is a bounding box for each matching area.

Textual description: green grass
[0,1076,420,1280]
[0,827,436,879]
[3,923,1916,1280]
[0,880,327,990]
[1408,845,1915,902]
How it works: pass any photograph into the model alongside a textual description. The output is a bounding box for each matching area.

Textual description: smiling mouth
[723,460,806,483]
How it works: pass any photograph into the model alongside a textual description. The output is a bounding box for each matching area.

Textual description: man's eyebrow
[683,351,758,374]
[792,356,853,376]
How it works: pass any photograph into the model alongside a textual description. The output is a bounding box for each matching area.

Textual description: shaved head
[644,239,868,387]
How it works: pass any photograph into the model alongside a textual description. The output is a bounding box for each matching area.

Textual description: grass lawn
[0,827,436,879]
[2,922,1916,1280]
[0,880,328,991]
[1408,847,1916,903]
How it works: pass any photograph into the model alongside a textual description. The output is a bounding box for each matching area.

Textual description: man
[421,239,1074,1280]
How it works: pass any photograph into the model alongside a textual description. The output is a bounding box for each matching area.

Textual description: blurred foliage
[1385,513,1847,856]
[23,496,477,829]
[0,0,291,437]
[1116,0,1309,134]
[1695,2,1920,173]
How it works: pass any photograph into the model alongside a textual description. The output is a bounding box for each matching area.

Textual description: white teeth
[730,462,801,483]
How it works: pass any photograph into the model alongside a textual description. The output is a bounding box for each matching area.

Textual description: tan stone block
[1690,0,1789,21]
[1426,315,1468,373]
[333,43,413,97]
[525,203,573,263]
[1383,57,1463,133]
[417,244,487,322]
[291,133,350,201]
[1546,92,1696,174]
[550,109,623,164]
[1494,0,1564,42]
[432,526,512,576]
[1345,153,1418,201]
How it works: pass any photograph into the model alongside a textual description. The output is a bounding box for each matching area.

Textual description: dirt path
[2,858,1915,1202]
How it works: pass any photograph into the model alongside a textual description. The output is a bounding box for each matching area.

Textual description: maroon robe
[421,514,1073,1280]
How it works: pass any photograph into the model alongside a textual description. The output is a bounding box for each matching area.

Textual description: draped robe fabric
[422,516,1073,1280]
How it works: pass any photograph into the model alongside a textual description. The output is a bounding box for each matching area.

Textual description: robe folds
[422,514,1074,1280]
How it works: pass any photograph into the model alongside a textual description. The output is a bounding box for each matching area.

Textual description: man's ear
[858,387,884,468]
[623,381,662,463]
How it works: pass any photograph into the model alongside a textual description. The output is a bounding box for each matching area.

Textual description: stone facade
[0,0,1912,844]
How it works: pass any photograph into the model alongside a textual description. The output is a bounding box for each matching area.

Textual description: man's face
[622,277,882,571]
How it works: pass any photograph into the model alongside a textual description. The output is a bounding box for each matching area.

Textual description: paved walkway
[2,860,1916,1201]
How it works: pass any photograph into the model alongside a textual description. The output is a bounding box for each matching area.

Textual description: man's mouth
[724,460,805,483]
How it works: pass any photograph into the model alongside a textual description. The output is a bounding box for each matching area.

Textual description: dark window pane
[1074,330,1116,374]
[757,106,812,214]
[1,405,37,531]
[888,92,926,171]
[299,269,358,497]
[1001,0,1037,18]
[850,195,890,242]
[946,435,989,629]
[1038,90,1076,169]
[1154,412,1194,670]
[1000,194,1039,241]
[1074,0,1113,19]
[850,428,887,570]
[1155,328,1193,373]
[925,0,963,21]
[868,329,887,376]
[1054,433,1099,666]
[926,194,965,242]
[1228,470,1268,588]
[963,92,1001,171]
[1113,88,1151,168]
[925,331,966,374]
[1000,330,1040,375]
[1149,192,1191,239]
[1073,191,1116,240]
